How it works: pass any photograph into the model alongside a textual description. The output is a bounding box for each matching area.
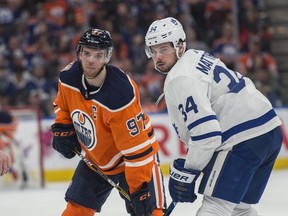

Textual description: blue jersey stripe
[191,131,222,141]
[222,109,277,143]
[187,115,217,131]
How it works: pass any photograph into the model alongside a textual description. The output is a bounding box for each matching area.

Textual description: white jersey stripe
[125,155,154,167]
[203,149,230,196]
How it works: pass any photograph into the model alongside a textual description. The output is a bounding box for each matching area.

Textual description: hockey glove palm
[130,183,153,216]
[169,158,200,203]
[51,123,81,159]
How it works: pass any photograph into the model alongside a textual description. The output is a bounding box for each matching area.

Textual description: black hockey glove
[130,182,153,216]
[169,158,200,203]
[51,123,81,159]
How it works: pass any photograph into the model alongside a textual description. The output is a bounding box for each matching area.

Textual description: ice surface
[0,169,287,216]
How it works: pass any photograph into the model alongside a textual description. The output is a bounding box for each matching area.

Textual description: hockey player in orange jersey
[51,28,166,216]
[0,111,17,177]
[0,150,10,176]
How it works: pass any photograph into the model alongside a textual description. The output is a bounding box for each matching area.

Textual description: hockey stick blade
[73,149,130,201]
[163,201,177,216]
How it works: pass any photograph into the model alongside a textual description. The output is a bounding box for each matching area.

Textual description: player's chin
[83,72,96,79]
[156,64,166,72]
[157,66,169,74]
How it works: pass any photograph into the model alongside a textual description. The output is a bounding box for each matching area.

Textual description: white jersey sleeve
[164,49,282,171]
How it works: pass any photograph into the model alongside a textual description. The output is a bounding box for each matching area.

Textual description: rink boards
[2,108,288,184]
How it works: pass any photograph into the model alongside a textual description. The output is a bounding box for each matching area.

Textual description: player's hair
[77,28,113,63]
[145,17,186,59]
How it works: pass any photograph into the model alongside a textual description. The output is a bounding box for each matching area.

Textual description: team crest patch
[72,109,96,150]
[61,61,75,72]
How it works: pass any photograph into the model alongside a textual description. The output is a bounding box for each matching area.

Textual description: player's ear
[178,41,185,57]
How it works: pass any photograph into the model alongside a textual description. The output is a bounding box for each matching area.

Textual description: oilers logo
[71,109,96,150]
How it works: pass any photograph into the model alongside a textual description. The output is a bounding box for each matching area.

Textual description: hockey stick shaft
[73,149,130,201]
[163,201,177,216]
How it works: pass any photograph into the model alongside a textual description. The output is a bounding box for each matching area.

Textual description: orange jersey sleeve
[107,79,160,192]
[0,111,17,139]
[53,62,160,193]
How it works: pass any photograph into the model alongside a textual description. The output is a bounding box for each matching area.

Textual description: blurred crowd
[0,0,283,117]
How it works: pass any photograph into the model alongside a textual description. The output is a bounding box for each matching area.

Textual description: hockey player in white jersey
[145,17,283,216]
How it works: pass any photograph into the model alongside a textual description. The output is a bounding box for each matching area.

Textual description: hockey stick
[73,149,131,201]
[163,201,177,216]
[74,150,156,216]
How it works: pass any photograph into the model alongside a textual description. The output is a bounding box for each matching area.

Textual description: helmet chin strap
[154,65,169,74]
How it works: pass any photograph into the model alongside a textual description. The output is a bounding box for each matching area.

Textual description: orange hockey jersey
[53,61,160,193]
[0,111,17,140]
[0,111,18,164]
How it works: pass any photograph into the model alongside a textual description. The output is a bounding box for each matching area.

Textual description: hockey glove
[169,158,200,203]
[51,123,81,159]
[130,182,153,216]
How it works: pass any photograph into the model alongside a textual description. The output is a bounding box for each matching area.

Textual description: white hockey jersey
[164,49,282,170]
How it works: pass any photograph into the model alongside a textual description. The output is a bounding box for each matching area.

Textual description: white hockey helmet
[145,17,186,58]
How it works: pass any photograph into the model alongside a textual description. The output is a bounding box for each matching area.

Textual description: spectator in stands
[211,21,238,70]
[238,36,278,78]
[189,0,239,54]
[129,33,147,74]
[186,25,210,52]
[0,61,16,106]
[43,0,68,28]
[4,36,26,72]
[55,31,75,67]
[237,36,281,106]
[238,37,282,106]
[27,61,56,117]
[253,67,282,107]
[9,64,33,106]
[238,0,260,51]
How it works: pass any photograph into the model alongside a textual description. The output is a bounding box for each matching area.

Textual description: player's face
[79,47,107,79]
[150,43,177,73]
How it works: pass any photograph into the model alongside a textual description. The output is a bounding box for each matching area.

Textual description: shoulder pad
[0,111,13,124]
[94,65,135,110]
[61,61,76,72]
[59,61,82,88]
